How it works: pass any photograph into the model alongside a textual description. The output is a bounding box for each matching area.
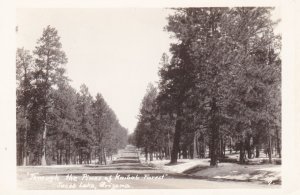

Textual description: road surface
[17,145,279,189]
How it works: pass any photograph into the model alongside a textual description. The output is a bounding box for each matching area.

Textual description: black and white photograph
[1,0,299,193]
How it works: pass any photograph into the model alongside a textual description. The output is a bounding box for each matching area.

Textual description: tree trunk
[239,139,246,164]
[276,128,281,158]
[167,131,171,160]
[193,132,198,159]
[189,145,193,159]
[145,147,148,161]
[170,117,183,164]
[223,138,226,157]
[249,136,254,159]
[219,136,225,158]
[67,138,71,164]
[57,149,61,165]
[79,149,83,164]
[60,149,62,164]
[182,146,188,159]
[246,136,252,159]
[164,146,168,159]
[103,148,107,165]
[23,117,28,166]
[209,133,218,166]
[209,99,219,167]
[254,135,260,158]
[65,149,68,165]
[229,137,232,154]
[98,148,102,164]
[255,145,260,158]
[268,132,272,163]
[201,140,205,158]
[41,122,47,166]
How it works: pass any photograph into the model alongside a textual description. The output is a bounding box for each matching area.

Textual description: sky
[17,8,173,133]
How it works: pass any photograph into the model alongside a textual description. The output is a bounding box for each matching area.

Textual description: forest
[130,7,281,166]
[16,26,128,166]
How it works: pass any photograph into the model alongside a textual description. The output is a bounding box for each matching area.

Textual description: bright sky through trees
[17,8,172,132]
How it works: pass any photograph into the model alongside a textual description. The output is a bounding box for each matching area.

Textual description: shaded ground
[17,146,280,189]
[145,158,281,185]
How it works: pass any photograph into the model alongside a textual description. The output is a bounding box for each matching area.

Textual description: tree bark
[193,132,198,159]
[57,149,60,165]
[268,132,272,163]
[219,136,225,158]
[203,139,206,158]
[276,128,281,158]
[145,147,148,161]
[79,149,83,164]
[41,53,50,166]
[246,136,252,159]
[60,149,62,164]
[209,98,219,167]
[223,140,226,157]
[209,131,218,166]
[103,148,107,165]
[41,122,47,166]
[22,116,28,166]
[167,130,171,160]
[229,137,232,154]
[98,148,102,164]
[239,139,246,164]
[189,145,193,159]
[255,145,260,158]
[170,116,183,164]
[254,135,260,158]
[67,137,71,164]
[65,149,68,165]
[182,146,188,159]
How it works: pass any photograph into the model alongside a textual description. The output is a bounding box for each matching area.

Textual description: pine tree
[16,48,34,165]
[32,25,68,165]
[158,7,281,165]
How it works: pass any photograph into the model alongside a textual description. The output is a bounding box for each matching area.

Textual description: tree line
[16,26,128,166]
[131,7,281,166]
